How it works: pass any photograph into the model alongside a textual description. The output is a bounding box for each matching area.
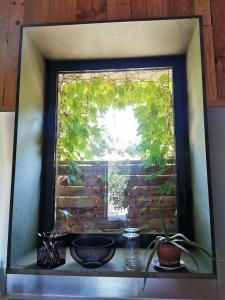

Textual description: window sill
[8,248,215,280]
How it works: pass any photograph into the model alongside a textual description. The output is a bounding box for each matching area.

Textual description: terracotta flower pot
[157,243,181,267]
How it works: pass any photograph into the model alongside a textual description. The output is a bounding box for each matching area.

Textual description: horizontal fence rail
[55,160,177,233]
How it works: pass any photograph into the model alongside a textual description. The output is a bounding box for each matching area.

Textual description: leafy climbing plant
[108,161,129,214]
[56,70,177,231]
[57,71,175,165]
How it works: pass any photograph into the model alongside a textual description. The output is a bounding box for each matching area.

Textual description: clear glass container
[123,232,141,271]
[124,227,140,233]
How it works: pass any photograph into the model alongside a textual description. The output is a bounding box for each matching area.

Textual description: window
[41,56,192,240]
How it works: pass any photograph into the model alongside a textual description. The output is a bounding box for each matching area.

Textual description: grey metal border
[6,274,217,299]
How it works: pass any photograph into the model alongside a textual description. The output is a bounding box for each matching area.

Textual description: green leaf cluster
[57,73,175,163]
[108,162,129,211]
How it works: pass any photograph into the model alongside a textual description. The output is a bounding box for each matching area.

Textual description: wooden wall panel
[211,0,225,57]
[211,0,225,104]
[162,0,195,17]
[0,0,223,109]
[147,0,163,18]
[0,0,11,110]
[23,0,52,25]
[131,0,147,19]
[203,26,218,106]
[107,0,131,20]
[50,0,77,23]
[76,0,107,22]
[215,58,225,103]
[194,0,211,26]
[3,0,24,108]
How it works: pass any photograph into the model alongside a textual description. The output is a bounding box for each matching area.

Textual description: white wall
[208,107,225,300]
[186,23,225,300]
[186,24,212,261]
[0,29,45,293]
[0,112,14,292]
[9,31,45,266]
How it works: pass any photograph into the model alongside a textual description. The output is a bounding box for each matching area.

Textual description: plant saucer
[152,257,185,270]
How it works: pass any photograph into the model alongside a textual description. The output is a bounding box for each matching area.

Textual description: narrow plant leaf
[171,233,212,257]
[158,199,169,238]
[143,240,161,289]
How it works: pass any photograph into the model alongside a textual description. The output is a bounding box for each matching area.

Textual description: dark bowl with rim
[70,236,116,268]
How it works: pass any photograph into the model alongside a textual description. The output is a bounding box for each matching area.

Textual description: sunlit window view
[55,69,177,233]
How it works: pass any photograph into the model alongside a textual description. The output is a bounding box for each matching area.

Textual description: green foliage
[134,75,174,167]
[66,161,83,185]
[159,180,174,196]
[57,73,174,163]
[108,162,129,212]
[57,73,176,230]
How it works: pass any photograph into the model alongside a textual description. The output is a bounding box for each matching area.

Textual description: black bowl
[70,236,116,268]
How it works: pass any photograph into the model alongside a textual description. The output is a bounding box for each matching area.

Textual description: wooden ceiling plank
[3,0,24,107]
[203,26,218,106]
[163,0,195,17]
[50,0,77,23]
[0,0,11,108]
[146,0,163,18]
[93,0,107,21]
[76,0,107,22]
[131,0,147,19]
[194,0,211,25]
[211,0,225,57]
[107,0,117,20]
[215,57,225,102]
[0,0,11,40]
[23,0,52,25]
[107,0,131,20]
[0,105,15,112]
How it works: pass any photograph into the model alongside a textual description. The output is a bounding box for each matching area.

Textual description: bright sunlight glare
[97,106,141,161]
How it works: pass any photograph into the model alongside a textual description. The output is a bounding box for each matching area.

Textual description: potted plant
[143,199,212,288]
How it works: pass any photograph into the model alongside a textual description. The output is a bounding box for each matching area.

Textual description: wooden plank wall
[0,0,223,111]
[55,160,177,233]
[211,0,225,105]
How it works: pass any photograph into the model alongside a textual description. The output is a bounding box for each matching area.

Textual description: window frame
[41,55,193,244]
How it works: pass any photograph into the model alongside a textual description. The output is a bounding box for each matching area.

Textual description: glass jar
[124,227,140,233]
[123,232,141,271]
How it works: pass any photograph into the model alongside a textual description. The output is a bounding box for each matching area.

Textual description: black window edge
[41,55,193,245]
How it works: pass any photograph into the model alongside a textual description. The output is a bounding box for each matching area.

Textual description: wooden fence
[55,160,177,233]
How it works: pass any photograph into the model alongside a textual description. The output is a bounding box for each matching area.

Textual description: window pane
[55,69,177,234]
